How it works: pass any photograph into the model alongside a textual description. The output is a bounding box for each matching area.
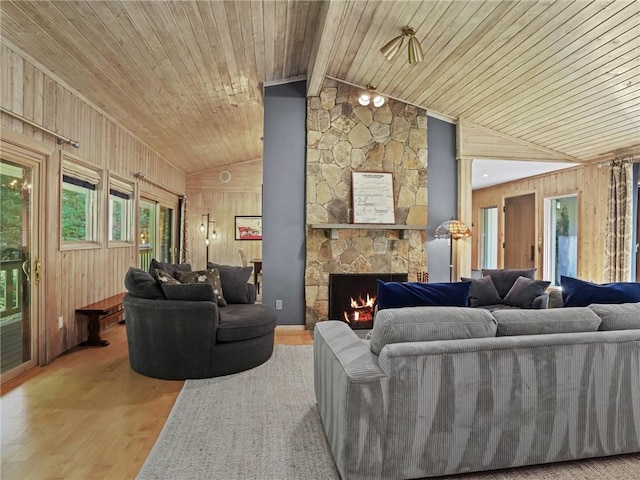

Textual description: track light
[358,85,385,108]
[380,26,424,64]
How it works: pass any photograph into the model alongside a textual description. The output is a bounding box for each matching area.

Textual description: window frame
[60,152,102,251]
[108,174,135,246]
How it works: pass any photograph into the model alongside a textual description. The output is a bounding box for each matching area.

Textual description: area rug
[138,345,640,480]
[137,345,340,479]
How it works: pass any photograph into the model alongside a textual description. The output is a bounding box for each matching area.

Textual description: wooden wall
[472,162,609,283]
[1,44,186,363]
[186,161,262,269]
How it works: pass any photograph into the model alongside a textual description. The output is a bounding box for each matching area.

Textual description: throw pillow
[161,283,216,302]
[376,280,471,310]
[481,268,536,299]
[124,267,166,299]
[207,262,252,304]
[464,275,502,307]
[176,269,226,307]
[148,258,191,278]
[153,268,181,285]
[502,276,551,309]
[589,302,640,331]
[561,276,640,307]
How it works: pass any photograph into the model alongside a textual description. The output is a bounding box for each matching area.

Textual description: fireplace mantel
[311,223,425,240]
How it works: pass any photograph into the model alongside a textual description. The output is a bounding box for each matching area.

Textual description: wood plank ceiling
[1,0,638,174]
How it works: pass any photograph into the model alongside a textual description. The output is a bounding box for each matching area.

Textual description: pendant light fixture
[380,26,424,64]
[358,85,385,107]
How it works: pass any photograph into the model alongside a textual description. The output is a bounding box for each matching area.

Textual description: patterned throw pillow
[176,269,226,307]
[153,268,181,285]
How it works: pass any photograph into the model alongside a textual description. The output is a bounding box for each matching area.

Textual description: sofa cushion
[369,306,497,355]
[561,275,640,307]
[217,304,277,342]
[589,303,640,331]
[176,269,226,307]
[464,275,502,307]
[376,280,471,310]
[502,276,551,309]
[161,283,217,302]
[124,267,165,299]
[149,258,191,278]
[481,268,536,298]
[493,307,601,336]
[207,263,252,304]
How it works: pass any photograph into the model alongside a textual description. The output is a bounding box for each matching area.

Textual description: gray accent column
[427,116,457,283]
[262,81,306,325]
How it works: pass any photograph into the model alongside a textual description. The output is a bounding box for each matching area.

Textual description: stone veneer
[305,79,428,329]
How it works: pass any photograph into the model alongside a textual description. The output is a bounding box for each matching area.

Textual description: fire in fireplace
[329,273,408,329]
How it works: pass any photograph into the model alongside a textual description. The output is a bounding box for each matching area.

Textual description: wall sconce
[358,84,385,107]
[200,213,217,264]
[380,26,424,64]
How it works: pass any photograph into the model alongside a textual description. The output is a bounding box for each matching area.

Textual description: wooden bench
[76,292,126,347]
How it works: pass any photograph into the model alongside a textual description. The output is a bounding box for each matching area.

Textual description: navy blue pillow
[561,275,640,307]
[376,280,471,310]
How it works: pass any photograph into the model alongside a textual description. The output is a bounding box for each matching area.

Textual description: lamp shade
[434,219,471,240]
[408,36,424,64]
[380,35,404,61]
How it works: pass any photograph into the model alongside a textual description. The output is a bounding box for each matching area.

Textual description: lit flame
[350,294,375,308]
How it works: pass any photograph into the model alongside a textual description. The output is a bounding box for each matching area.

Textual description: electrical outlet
[275,299,283,310]
[58,316,64,329]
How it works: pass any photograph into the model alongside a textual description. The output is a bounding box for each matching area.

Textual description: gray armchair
[123,267,276,380]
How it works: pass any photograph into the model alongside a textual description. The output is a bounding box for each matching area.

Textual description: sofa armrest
[313,321,388,480]
[124,295,220,379]
[532,292,549,309]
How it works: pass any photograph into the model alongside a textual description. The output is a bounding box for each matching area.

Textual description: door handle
[529,245,535,261]
[21,260,31,282]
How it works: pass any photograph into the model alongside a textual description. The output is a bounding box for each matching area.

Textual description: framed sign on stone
[351,171,395,224]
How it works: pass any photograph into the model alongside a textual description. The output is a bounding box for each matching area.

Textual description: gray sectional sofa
[314,302,640,479]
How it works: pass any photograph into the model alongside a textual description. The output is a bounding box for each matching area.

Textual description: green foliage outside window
[62,187,88,241]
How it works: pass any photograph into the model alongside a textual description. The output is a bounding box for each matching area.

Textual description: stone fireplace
[305,79,428,329]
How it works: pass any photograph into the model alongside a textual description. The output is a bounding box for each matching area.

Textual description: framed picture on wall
[352,171,395,224]
[235,216,262,240]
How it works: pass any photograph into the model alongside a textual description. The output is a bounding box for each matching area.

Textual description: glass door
[1,157,40,382]
[159,205,174,263]
[138,199,156,271]
[544,195,578,285]
[139,200,174,270]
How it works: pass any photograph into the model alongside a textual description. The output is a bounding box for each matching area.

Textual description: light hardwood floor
[1,324,313,479]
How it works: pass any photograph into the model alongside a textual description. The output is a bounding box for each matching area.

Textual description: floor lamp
[434,219,472,282]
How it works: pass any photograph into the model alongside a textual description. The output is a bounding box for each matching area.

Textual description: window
[480,207,498,269]
[62,176,97,242]
[109,177,134,243]
[544,195,578,285]
[60,154,101,246]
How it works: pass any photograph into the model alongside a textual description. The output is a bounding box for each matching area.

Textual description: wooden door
[504,194,536,270]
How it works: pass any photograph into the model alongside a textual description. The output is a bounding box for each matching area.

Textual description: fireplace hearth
[329,273,408,329]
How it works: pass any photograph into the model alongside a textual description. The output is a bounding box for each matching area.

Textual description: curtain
[604,158,634,282]
[178,195,189,264]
